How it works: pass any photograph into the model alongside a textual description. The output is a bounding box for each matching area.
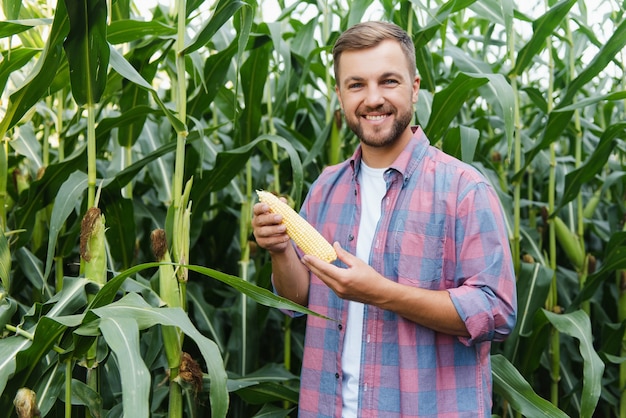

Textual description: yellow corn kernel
[256,190,337,262]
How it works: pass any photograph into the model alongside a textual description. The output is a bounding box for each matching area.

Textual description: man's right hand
[251,201,292,254]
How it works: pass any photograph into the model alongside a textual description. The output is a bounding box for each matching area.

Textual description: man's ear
[335,84,344,111]
[412,76,421,103]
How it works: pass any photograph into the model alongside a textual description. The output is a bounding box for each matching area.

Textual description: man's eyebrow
[379,71,404,79]
[342,75,365,84]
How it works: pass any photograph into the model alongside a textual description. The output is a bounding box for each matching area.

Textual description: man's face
[335,39,420,149]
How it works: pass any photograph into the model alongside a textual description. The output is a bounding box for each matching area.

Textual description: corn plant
[0,0,625,417]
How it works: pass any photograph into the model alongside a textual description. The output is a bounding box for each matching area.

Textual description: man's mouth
[363,114,389,121]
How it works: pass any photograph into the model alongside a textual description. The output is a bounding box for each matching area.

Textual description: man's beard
[346,105,413,148]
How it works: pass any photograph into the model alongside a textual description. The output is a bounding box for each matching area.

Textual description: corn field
[0,0,625,417]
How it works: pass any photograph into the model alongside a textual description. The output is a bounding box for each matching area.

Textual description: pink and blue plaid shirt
[289,127,517,417]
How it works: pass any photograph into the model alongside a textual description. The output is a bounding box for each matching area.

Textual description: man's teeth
[365,114,386,120]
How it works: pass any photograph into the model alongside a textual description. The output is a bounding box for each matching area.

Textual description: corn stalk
[507,0,521,275]
[542,1,560,405]
[151,228,184,417]
[162,0,190,414]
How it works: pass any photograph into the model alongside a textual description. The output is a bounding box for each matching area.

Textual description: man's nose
[363,85,385,107]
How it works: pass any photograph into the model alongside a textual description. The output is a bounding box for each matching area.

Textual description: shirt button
[348,234,354,241]
[338,324,343,330]
[335,373,340,379]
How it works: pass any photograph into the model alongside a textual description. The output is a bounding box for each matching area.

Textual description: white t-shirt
[341,162,387,417]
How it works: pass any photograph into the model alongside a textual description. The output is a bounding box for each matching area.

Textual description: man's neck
[360,130,412,168]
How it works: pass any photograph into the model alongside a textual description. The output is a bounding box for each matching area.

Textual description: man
[252,21,517,418]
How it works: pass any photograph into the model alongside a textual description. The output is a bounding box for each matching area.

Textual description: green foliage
[0,0,625,417]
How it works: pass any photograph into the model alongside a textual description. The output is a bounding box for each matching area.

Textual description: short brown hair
[332,21,416,81]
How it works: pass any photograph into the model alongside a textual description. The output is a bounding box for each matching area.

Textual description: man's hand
[251,201,291,254]
[301,242,388,305]
[302,242,470,337]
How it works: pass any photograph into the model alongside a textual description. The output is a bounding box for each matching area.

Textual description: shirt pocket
[392,218,445,287]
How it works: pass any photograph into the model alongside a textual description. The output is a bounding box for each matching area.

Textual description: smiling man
[252,21,517,418]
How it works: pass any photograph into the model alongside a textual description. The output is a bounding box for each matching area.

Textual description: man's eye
[348,83,363,89]
[383,79,399,85]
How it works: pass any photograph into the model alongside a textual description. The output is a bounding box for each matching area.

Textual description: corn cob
[80,207,107,285]
[553,215,585,271]
[256,190,337,262]
[13,387,40,418]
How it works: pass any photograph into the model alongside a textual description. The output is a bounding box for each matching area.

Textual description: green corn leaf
[235,381,300,405]
[183,0,246,55]
[187,41,238,120]
[346,0,376,28]
[107,19,175,44]
[542,310,604,418]
[239,40,272,146]
[100,191,135,270]
[16,247,52,299]
[96,105,159,149]
[555,90,626,112]
[287,18,317,59]
[0,18,50,39]
[44,277,91,318]
[32,361,64,417]
[62,0,109,106]
[99,317,150,418]
[266,22,292,107]
[2,0,21,20]
[492,354,570,418]
[512,0,577,76]
[186,283,224,353]
[0,48,39,92]
[14,316,67,375]
[514,19,626,183]
[13,151,86,247]
[559,17,626,107]
[0,295,17,331]
[442,125,479,163]
[117,43,164,148]
[108,45,186,134]
[500,0,514,36]
[191,134,304,207]
[92,293,228,418]
[444,47,515,156]
[0,0,69,137]
[469,0,505,27]
[44,171,88,280]
[424,72,489,144]
[0,336,30,395]
[10,123,43,169]
[554,123,625,214]
[571,232,626,309]
[0,279,89,393]
[515,262,553,338]
[413,0,477,50]
[502,261,553,362]
[415,45,436,94]
[69,379,104,417]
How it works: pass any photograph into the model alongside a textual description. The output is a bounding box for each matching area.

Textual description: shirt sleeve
[447,181,517,345]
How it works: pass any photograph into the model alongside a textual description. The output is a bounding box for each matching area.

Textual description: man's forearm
[271,244,311,306]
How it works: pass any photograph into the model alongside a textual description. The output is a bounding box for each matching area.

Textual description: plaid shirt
[291,127,517,417]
